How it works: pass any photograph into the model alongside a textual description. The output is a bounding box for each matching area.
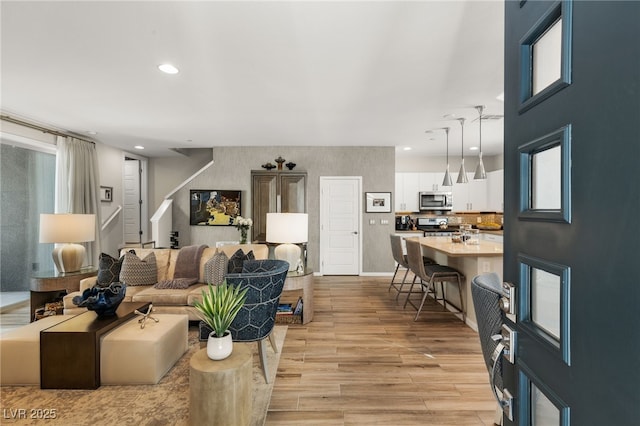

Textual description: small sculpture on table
[135,304,159,329]
[72,282,126,317]
[275,156,285,170]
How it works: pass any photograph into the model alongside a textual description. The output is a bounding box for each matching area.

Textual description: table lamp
[266,213,308,272]
[39,213,96,273]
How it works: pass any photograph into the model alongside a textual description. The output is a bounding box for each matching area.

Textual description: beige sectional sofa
[63,244,269,321]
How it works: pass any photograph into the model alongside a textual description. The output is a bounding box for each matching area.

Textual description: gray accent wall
[166,146,395,274]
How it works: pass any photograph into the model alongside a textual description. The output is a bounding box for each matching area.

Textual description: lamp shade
[266,213,308,243]
[39,214,96,273]
[39,214,96,243]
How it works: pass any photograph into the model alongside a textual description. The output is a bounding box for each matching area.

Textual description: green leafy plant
[193,281,248,337]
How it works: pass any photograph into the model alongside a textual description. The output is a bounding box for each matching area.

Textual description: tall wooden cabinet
[251,170,307,242]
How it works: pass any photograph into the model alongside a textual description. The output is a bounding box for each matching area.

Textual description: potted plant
[193,281,248,360]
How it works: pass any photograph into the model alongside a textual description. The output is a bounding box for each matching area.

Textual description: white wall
[147,148,213,213]
[95,143,126,257]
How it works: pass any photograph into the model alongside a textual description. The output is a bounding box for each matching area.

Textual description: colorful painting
[190,190,241,226]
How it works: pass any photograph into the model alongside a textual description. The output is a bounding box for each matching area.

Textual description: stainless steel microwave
[419,191,453,211]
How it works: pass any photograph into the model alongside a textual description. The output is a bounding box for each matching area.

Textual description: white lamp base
[273,243,301,272]
[52,243,86,273]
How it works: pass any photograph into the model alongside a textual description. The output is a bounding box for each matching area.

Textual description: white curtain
[55,136,102,267]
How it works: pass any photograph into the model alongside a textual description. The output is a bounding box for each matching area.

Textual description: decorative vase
[207,331,233,360]
[240,228,248,244]
[72,282,126,317]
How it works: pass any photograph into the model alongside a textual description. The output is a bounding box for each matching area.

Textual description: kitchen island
[405,236,503,330]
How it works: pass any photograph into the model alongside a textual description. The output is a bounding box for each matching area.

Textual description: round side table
[189,345,252,426]
[284,268,314,324]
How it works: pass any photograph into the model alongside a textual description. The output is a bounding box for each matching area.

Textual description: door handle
[352,231,358,235]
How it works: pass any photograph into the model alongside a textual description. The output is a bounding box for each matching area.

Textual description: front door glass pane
[531,383,560,425]
[531,268,561,339]
[532,145,561,210]
[532,18,562,95]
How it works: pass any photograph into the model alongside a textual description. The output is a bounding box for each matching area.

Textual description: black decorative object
[170,231,179,248]
[73,282,127,317]
[275,156,285,170]
[261,162,276,170]
[285,162,296,170]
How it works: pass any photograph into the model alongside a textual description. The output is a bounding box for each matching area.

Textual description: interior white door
[320,177,361,275]
[123,159,141,244]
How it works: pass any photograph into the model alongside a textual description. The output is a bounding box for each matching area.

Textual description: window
[0,140,56,292]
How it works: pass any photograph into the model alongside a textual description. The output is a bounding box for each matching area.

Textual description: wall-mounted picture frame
[100,186,113,202]
[365,192,391,213]
[190,189,242,226]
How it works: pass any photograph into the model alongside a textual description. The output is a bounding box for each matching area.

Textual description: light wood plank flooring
[267,275,497,425]
[0,276,497,425]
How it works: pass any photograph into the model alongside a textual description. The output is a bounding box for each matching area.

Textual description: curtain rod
[0,114,95,145]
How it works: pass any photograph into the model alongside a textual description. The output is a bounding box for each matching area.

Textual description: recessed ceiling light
[158,64,179,74]
[403,147,412,151]
[470,146,479,151]
[134,145,145,150]
[87,131,97,135]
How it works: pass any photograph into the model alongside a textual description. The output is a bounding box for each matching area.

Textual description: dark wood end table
[30,267,97,322]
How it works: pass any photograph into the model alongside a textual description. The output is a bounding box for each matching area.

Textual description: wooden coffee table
[40,301,150,389]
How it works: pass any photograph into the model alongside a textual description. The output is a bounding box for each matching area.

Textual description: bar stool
[389,234,411,300]
[403,239,465,322]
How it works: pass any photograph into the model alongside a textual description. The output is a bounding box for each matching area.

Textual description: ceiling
[0,1,504,158]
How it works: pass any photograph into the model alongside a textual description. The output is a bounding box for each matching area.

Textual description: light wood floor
[267,275,497,426]
[0,276,497,425]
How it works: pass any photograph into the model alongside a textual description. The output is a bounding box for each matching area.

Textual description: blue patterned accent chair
[199,259,289,383]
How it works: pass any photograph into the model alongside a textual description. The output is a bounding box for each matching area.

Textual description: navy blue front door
[503,1,640,424]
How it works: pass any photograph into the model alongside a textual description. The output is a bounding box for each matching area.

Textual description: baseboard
[313,272,394,277]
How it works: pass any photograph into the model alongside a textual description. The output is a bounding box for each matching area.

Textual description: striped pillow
[119,252,157,286]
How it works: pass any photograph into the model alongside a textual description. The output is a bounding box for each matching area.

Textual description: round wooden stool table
[189,344,252,426]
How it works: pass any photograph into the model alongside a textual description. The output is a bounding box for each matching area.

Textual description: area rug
[0,325,287,426]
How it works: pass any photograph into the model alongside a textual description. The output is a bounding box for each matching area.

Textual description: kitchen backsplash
[412,213,503,226]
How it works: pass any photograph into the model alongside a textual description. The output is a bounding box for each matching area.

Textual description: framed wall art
[190,190,242,226]
[365,192,391,213]
[100,186,113,202]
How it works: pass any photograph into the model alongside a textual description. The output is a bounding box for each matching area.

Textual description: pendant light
[456,118,468,184]
[442,127,453,186]
[474,105,487,180]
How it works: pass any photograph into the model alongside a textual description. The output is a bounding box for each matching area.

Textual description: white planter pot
[206,331,233,360]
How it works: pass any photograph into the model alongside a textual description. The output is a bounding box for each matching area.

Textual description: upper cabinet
[395,170,502,213]
[419,172,446,192]
[395,172,420,212]
[251,170,307,241]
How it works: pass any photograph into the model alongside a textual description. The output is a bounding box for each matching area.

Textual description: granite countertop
[407,236,503,257]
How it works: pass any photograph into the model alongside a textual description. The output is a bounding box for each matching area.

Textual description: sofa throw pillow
[227,249,255,274]
[119,252,157,286]
[154,277,198,289]
[96,250,135,288]
[204,250,229,285]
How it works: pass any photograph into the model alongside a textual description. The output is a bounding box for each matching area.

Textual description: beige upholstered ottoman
[100,314,188,385]
[0,315,75,385]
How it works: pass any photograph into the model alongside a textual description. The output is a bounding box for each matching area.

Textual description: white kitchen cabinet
[452,172,488,211]
[419,172,447,192]
[487,169,504,212]
[395,172,420,212]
